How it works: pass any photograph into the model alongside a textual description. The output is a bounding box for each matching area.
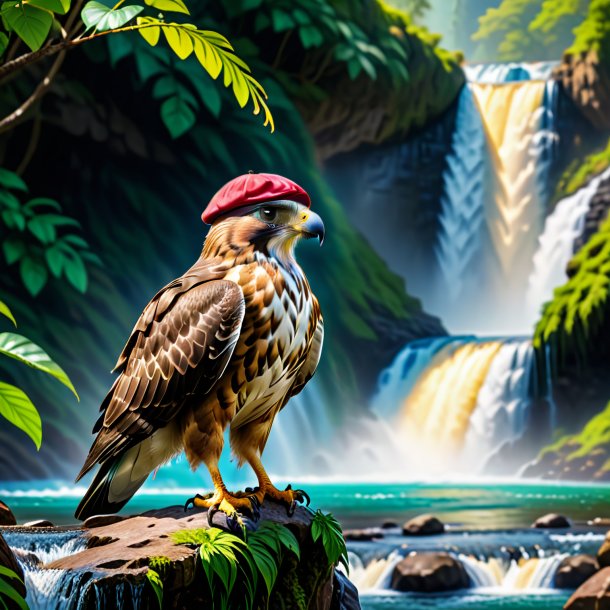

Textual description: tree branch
[0,45,66,134]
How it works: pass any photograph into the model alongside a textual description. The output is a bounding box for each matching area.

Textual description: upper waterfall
[434,62,560,334]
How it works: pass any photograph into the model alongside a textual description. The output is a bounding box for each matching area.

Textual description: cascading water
[372,62,610,479]
[435,62,559,334]
[526,165,610,321]
[2,530,94,610]
[371,337,540,477]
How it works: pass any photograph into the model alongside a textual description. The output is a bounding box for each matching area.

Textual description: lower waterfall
[371,337,541,477]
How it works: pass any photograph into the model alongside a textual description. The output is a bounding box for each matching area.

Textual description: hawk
[75,173,324,524]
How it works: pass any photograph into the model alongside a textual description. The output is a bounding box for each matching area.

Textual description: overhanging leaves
[0,332,79,398]
[81,1,143,32]
[137,19,274,131]
[144,0,189,14]
[0,300,16,326]
[1,1,53,51]
[0,381,42,450]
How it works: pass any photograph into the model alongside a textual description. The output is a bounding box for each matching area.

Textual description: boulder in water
[565,566,610,610]
[47,502,360,609]
[555,555,599,589]
[531,513,571,529]
[390,552,470,592]
[0,500,16,526]
[343,528,383,542]
[83,514,126,529]
[23,519,54,528]
[402,514,445,536]
[380,520,399,529]
[597,531,610,567]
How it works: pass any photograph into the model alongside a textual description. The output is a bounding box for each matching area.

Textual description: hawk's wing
[76,277,244,480]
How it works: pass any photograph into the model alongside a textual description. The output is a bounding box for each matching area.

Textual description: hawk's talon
[287,500,296,517]
[247,496,261,521]
[207,504,219,527]
[296,489,311,506]
[184,493,206,511]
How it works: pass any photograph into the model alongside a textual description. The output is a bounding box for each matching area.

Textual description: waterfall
[460,553,569,591]
[351,548,570,594]
[462,340,535,468]
[463,61,559,84]
[371,336,541,477]
[2,530,94,610]
[434,62,560,335]
[526,165,610,321]
[372,337,459,418]
[435,86,487,303]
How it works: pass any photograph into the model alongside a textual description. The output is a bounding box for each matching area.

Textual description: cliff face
[528,172,610,482]
[555,50,610,130]
[324,99,459,302]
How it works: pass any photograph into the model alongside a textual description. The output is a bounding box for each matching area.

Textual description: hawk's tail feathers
[74,446,149,521]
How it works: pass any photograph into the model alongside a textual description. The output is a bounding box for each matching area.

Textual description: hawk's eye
[258,206,278,223]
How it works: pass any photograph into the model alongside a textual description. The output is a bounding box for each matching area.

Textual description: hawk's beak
[300,210,325,245]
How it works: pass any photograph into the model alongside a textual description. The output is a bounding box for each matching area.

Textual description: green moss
[567,0,610,62]
[170,529,209,546]
[149,555,172,576]
[533,213,610,376]
[538,401,610,462]
[555,139,610,200]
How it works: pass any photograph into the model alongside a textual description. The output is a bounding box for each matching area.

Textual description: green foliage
[556,139,610,199]
[0,1,54,52]
[145,568,163,609]
[0,169,97,297]
[538,401,610,465]
[0,381,41,451]
[0,565,28,610]
[0,301,77,449]
[0,332,78,398]
[82,2,144,31]
[568,0,610,61]
[0,300,16,327]
[534,213,610,374]
[471,0,588,61]
[0,0,272,132]
[310,510,348,574]
[172,522,300,610]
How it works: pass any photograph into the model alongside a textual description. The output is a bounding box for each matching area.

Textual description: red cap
[202,173,311,224]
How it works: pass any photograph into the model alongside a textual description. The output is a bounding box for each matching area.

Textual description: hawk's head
[201,173,325,262]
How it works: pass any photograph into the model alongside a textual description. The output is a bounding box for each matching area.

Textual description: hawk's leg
[184,464,261,525]
[242,452,310,516]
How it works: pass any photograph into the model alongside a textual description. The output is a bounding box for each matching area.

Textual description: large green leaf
[160,96,195,138]
[146,569,163,609]
[29,0,71,14]
[0,167,28,191]
[0,332,78,398]
[0,300,16,327]
[1,1,53,51]
[0,381,42,450]
[19,256,48,296]
[81,1,143,31]
[0,567,28,610]
[3,238,26,265]
[63,252,88,293]
[145,0,189,15]
[0,31,8,57]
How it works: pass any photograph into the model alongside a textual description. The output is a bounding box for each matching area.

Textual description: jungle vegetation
[0,0,458,479]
